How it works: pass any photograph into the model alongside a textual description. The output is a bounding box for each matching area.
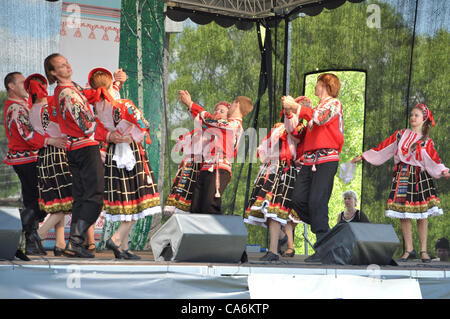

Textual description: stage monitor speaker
[150,214,248,263]
[314,223,400,265]
[0,207,22,260]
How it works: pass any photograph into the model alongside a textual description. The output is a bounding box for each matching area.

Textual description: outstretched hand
[442,169,450,179]
[178,90,193,108]
[351,155,363,163]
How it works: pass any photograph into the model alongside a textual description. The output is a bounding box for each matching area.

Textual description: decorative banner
[248,274,422,299]
[59,1,121,86]
[99,0,165,250]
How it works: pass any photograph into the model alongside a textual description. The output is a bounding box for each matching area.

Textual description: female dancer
[352,103,448,262]
[244,100,308,261]
[25,73,73,256]
[88,67,160,259]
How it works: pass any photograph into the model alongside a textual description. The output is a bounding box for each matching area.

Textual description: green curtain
[98,0,165,250]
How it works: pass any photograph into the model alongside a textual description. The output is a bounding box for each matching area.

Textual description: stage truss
[164,0,323,19]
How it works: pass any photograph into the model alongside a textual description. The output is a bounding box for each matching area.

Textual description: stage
[1,250,449,299]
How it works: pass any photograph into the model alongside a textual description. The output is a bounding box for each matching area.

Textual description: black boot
[21,208,46,256]
[25,232,41,255]
[64,220,95,258]
[15,249,31,261]
[20,208,35,229]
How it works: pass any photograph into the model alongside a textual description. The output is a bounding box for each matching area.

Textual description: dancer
[282,73,343,262]
[164,101,231,215]
[87,67,160,259]
[352,103,448,263]
[3,72,67,259]
[244,116,306,261]
[178,90,253,214]
[44,54,126,258]
[25,73,73,256]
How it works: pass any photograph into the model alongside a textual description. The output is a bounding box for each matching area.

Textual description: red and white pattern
[362,128,448,179]
[3,99,47,165]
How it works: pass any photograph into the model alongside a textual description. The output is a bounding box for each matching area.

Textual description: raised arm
[352,130,402,166]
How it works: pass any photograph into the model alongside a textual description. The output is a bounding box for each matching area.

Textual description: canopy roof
[164,0,364,29]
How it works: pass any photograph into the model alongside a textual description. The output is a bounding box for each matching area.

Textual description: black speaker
[0,207,22,260]
[314,223,400,265]
[150,214,248,263]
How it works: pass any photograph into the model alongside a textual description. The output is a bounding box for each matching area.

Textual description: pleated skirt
[244,161,297,227]
[103,141,161,222]
[37,145,73,214]
[385,163,443,219]
[164,160,201,215]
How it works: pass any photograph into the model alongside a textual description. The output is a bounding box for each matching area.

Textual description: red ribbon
[137,143,151,177]
[415,103,435,127]
[415,140,424,162]
[279,131,292,169]
[26,79,48,108]
[85,87,152,144]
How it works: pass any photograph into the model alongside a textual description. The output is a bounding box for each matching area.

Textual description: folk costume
[3,89,50,255]
[86,81,161,222]
[53,80,108,257]
[285,95,344,241]
[362,105,447,219]
[244,121,304,227]
[186,102,243,214]
[164,128,202,215]
[26,74,73,215]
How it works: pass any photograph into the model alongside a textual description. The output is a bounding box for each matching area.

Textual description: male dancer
[44,54,126,257]
[3,72,66,259]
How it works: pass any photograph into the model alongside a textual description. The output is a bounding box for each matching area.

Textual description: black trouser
[291,161,338,237]
[190,169,231,215]
[67,145,104,226]
[13,162,46,221]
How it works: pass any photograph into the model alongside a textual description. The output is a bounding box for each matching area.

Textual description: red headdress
[24,73,49,109]
[24,73,48,99]
[88,67,113,88]
[415,103,435,127]
[214,101,231,109]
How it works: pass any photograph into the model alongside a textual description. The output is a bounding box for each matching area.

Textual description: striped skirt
[164,160,201,215]
[244,160,297,227]
[103,141,161,222]
[386,163,443,219]
[36,145,73,214]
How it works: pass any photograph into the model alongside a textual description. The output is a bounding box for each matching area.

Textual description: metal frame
[164,0,319,19]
